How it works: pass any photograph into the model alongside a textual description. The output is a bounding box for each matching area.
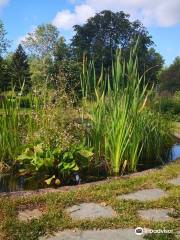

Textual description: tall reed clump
[0,83,49,166]
[81,48,172,175]
[0,92,22,165]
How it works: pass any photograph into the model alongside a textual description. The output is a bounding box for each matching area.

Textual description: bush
[19,95,31,108]
[156,91,180,121]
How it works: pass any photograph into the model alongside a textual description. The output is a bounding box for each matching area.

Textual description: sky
[0,0,180,65]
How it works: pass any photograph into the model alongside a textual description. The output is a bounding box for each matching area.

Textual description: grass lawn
[0,160,179,240]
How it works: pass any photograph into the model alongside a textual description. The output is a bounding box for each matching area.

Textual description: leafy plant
[17,143,93,185]
[81,47,172,175]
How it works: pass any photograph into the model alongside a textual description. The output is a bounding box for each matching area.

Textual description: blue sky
[1,0,180,65]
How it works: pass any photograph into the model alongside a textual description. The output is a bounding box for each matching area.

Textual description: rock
[138,209,173,222]
[168,177,180,186]
[66,203,116,220]
[40,228,146,240]
[117,188,167,201]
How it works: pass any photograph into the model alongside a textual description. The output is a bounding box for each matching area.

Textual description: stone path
[41,229,145,240]
[117,188,167,201]
[66,203,116,220]
[18,208,43,222]
[38,179,180,240]
[138,209,173,222]
[168,177,180,186]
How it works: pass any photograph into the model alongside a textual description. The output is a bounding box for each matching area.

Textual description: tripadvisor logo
[135,227,173,235]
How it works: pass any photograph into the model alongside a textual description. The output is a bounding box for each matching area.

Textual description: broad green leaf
[78,149,94,158]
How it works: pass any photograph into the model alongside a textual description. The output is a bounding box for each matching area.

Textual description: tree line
[0,10,179,94]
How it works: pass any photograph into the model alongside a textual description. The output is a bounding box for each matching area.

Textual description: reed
[81,48,172,175]
[0,82,49,166]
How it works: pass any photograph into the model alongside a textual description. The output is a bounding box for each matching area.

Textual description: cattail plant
[81,47,172,175]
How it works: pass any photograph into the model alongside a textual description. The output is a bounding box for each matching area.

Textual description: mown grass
[0,160,179,240]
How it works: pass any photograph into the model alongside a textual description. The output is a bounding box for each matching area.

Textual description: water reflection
[1,144,180,193]
[169,144,180,161]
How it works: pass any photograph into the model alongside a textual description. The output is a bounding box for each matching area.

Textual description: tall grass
[0,83,49,166]
[81,49,172,175]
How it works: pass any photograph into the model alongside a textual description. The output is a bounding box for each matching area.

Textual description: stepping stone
[168,177,180,186]
[40,229,145,240]
[138,209,173,222]
[117,188,167,201]
[66,203,116,220]
[18,208,43,222]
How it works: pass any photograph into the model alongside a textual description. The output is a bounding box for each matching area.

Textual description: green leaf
[72,165,79,171]
[45,175,56,185]
[63,161,76,170]
[78,149,94,158]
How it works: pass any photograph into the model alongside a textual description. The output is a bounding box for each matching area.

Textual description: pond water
[169,143,180,161]
[0,144,180,193]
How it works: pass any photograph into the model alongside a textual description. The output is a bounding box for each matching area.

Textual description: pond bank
[1,159,179,199]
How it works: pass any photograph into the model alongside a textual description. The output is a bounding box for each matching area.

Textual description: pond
[0,143,180,193]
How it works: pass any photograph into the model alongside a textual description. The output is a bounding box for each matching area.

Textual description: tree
[143,48,164,85]
[72,11,133,67]
[11,44,31,92]
[54,37,70,62]
[71,10,162,84]
[0,20,11,92]
[22,24,62,88]
[22,24,59,58]
[0,56,12,92]
[160,57,180,94]
[0,20,10,56]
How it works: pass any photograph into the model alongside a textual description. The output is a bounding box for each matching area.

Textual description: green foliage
[0,82,50,165]
[19,95,31,108]
[160,57,180,93]
[0,56,12,92]
[0,92,26,164]
[0,20,10,56]
[11,44,31,93]
[81,48,172,175]
[22,24,59,58]
[54,59,81,94]
[54,37,69,61]
[155,91,180,121]
[17,143,93,185]
[72,10,163,85]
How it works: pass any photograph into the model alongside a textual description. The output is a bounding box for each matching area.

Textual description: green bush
[19,95,31,108]
[156,91,180,121]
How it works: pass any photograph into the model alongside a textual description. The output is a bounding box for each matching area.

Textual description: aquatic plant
[81,48,172,175]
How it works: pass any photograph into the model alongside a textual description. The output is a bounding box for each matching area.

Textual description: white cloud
[0,0,9,7]
[52,4,95,30]
[53,0,180,30]
[16,25,37,46]
[85,0,180,27]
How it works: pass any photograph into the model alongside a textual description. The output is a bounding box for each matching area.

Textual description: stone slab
[18,208,43,222]
[41,229,145,240]
[66,203,116,220]
[117,188,167,201]
[168,177,180,186]
[138,209,173,222]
